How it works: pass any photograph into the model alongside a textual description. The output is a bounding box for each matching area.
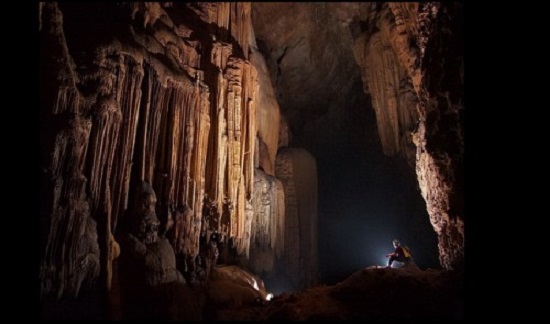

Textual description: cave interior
[39,2,464,320]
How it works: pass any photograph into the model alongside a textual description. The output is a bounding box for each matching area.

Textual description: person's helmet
[393,239,400,245]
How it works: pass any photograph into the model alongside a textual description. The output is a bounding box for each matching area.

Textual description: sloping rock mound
[330,267,463,320]
[204,265,270,320]
[213,267,463,320]
[208,265,269,305]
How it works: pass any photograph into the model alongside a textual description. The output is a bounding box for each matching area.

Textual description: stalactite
[352,1,464,270]
[40,2,99,300]
[41,1,261,299]
[42,117,97,299]
[229,2,251,58]
[225,67,238,238]
[224,57,257,244]
[191,2,251,59]
[85,73,124,293]
[350,3,420,161]
[366,32,401,156]
[242,62,257,200]
[353,30,417,158]
[202,37,258,251]
[204,42,233,223]
[87,97,121,210]
[239,200,254,257]
[142,77,167,183]
[203,52,223,217]
[195,2,230,39]
[235,180,245,242]
[249,169,285,274]
[190,82,211,256]
[385,2,421,93]
[53,87,80,115]
[108,56,144,232]
[133,74,210,260]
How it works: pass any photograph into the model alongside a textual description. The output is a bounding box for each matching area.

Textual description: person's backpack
[402,245,412,258]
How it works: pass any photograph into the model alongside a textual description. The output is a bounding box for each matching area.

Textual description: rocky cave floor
[214,266,463,321]
[41,264,464,321]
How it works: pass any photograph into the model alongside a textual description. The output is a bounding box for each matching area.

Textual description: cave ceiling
[251,2,376,139]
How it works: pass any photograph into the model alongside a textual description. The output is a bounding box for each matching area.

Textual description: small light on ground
[252,278,259,291]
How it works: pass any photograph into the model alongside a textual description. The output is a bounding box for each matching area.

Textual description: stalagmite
[275,148,318,290]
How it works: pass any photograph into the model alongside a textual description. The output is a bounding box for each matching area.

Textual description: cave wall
[249,26,281,176]
[347,2,464,270]
[251,2,364,142]
[252,2,464,272]
[40,2,102,299]
[414,2,464,270]
[251,3,447,275]
[40,2,463,306]
[39,2,301,300]
[354,2,464,270]
[351,3,419,161]
[40,3,264,298]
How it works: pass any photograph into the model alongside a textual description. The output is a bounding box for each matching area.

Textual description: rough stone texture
[40,2,261,299]
[252,3,363,142]
[39,2,100,300]
[351,3,418,159]
[275,148,318,290]
[40,3,464,317]
[278,116,291,148]
[249,25,281,176]
[251,1,422,160]
[386,3,422,93]
[207,265,269,308]
[257,267,462,320]
[352,2,463,270]
[117,181,186,319]
[253,2,464,271]
[249,169,285,274]
[414,2,464,270]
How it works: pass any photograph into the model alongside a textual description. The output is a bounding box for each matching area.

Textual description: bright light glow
[252,278,259,291]
[381,253,389,267]
[266,293,273,301]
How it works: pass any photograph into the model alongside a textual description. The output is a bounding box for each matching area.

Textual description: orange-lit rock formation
[40,3,463,314]
[39,2,281,300]
[253,2,464,271]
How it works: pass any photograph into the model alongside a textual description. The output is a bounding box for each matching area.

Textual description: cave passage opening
[293,79,439,285]
[251,2,440,287]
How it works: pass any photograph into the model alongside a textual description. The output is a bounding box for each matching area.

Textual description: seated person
[385,239,411,268]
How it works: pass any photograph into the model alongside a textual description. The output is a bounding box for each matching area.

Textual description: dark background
[290,80,440,285]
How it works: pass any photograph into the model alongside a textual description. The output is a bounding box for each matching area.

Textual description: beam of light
[377,245,393,267]
[381,254,389,267]
[266,293,273,301]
